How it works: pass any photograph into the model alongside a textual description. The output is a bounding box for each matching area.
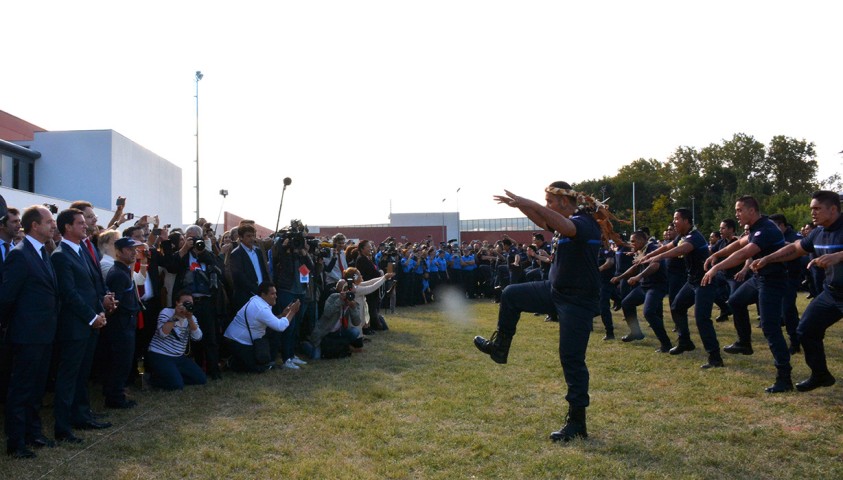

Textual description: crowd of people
[472,185,843,444]
[1,187,842,456]
[0,199,405,458]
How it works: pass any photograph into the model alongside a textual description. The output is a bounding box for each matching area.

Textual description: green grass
[4,289,842,479]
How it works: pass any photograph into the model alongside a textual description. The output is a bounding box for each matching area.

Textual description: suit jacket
[228,245,269,312]
[0,239,59,344]
[51,242,105,342]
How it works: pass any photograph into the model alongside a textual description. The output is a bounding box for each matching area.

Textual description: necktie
[85,238,100,267]
[40,246,54,278]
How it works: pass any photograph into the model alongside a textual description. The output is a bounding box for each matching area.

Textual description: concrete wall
[15,130,182,227]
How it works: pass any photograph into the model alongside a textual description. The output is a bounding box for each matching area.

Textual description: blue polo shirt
[672,229,710,285]
[639,242,667,288]
[549,212,601,312]
[748,216,787,277]
[800,213,843,289]
[461,253,476,271]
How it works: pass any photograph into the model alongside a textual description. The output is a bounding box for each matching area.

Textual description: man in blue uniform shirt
[474,181,602,442]
[702,196,792,392]
[638,208,723,368]
[751,191,843,392]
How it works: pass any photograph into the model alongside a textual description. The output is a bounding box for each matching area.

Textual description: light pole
[194,70,203,222]
[455,187,461,244]
[214,189,228,236]
[690,195,695,225]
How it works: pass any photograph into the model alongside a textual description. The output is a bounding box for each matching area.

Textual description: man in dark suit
[229,224,269,313]
[0,205,59,458]
[51,209,114,444]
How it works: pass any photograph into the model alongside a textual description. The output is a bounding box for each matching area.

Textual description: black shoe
[73,420,112,430]
[701,358,724,369]
[26,435,55,449]
[655,344,672,353]
[765,380,794,393]
[473,331,512,364]
[724,342,753,355]
[89,410,109,420]
[105,399,137,409]
[612,302,621,312]
[621,333,645,342]
[715,313,730,323]
[209,372,222,381]
[55,433,84,444]
[7,447,36,459]
[550,407,587,442]
[789,343,801,354]
[669,342,696,355]
[603,333,615,341]
[795,374,836,392]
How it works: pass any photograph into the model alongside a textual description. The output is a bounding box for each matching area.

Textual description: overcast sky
[3,1,841,229]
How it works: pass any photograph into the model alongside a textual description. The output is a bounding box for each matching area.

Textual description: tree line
[574,133,839,238]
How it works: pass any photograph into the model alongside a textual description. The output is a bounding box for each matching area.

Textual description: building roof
[0,110,47,141]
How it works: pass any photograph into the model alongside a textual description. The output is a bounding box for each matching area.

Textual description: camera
[279,219,312,251]
[182,301,194,312]
[191,236,205,251]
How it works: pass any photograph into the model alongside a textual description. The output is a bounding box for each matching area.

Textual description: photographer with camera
[320,233,348,307]
[377,240,401,314]
[270,222,315,370]
[223,282,300,372]
[145,291,206,390]
[308,278,365,359]
[164,225,224,380]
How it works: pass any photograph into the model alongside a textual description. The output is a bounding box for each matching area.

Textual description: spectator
[146,291,207,390]
[223,282,299,373]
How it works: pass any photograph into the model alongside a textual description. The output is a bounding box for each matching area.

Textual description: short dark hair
[57,208,84,235]
[532,233,545,242]
[631,230,648,241]
[769,213,787,226]
[812,190,841,211]
[710,231,722,239]
[122,226,142,238]
[720,218,737,231]
[237,224,256,238]
[0,207,19,226]
[175,290,194,303]
[69,201,93,211]
[258,281,276,296]
[736,195,760,212]
[675,208,693,223]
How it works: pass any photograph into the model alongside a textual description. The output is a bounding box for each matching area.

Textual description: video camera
[278,219,319,252]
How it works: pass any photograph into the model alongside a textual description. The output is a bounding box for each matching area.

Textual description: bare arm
[493,190,576,237]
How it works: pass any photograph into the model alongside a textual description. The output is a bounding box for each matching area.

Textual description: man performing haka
[474,181,620,442]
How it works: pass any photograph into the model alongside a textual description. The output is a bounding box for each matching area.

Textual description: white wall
[14,130,182,227]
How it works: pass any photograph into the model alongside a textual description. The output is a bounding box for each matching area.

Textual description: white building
[0,110,182,225]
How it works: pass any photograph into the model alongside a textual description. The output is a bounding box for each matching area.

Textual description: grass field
[3,288,842,479]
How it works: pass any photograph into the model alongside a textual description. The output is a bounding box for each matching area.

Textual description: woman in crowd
[146,291,207,390]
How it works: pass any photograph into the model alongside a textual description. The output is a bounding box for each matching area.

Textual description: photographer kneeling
[308,279,364,359]
[223,282,300,373]
[146,291,207,390]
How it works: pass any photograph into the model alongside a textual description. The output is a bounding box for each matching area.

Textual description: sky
[3,1,841,229]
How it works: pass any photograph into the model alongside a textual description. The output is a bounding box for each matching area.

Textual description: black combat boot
[473,330,513,364]
[765,366,794,393]
[550,406,588,442]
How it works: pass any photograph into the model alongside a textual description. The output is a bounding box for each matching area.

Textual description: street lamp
[214,189,228,236]
[194,70,203,222]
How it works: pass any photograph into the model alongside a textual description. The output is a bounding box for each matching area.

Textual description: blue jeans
[670,281,720,354]
[146,351,207,390]
[797,290,843,376]
[496,281,592,407]
[275,291,307,362]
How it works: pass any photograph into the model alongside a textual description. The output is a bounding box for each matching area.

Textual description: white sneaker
[282,359,300,370]
[291,356,307,366]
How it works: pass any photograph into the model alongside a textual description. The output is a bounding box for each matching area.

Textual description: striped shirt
[148,308,203,357]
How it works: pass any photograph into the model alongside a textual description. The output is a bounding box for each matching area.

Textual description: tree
[763,136,818,197]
